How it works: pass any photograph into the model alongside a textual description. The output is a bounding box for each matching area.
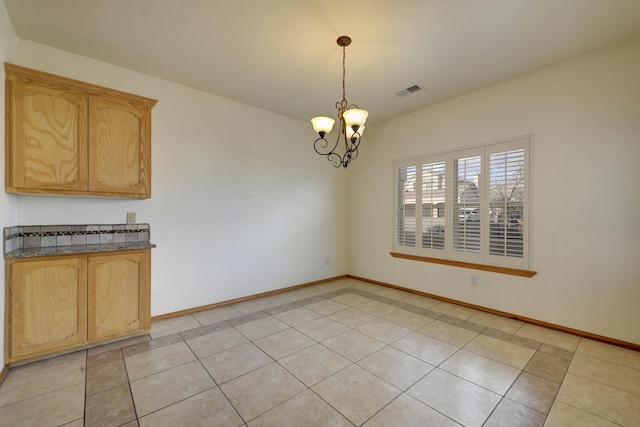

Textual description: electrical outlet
[325,258,330,266]
[126,212,136,224]
[470,275,478,286]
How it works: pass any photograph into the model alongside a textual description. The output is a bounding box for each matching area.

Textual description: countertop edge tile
[4,242,157,260]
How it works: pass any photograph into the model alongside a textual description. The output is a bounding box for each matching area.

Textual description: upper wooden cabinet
[5,63,157,198]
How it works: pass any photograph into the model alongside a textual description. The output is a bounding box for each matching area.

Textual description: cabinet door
[6,75,88,192]
[88,251,151,341]
[8,258,88,361]
[88,97,151,197]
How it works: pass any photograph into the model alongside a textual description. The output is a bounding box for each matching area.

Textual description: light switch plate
[127,212,136,224]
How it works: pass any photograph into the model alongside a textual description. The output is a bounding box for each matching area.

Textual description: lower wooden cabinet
[5,249,151,363]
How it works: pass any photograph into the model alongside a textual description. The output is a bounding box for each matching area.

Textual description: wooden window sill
[390,252,537,277]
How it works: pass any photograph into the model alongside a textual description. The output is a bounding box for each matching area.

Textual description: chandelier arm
[313,135,344,168]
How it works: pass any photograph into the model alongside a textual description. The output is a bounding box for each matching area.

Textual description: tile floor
[0,278,639,426]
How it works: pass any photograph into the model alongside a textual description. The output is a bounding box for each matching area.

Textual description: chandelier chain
[342,44,347,102]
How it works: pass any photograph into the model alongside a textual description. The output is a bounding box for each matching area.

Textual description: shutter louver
[453,156,482,253]
[421,161,445,249]
[489,149,525,258]
[396,165,416,247]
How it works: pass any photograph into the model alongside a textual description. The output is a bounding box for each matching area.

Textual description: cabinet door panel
[7,77,88,191]
[9,258,88,360]
[88,97,151,196]
[88,251,150,341]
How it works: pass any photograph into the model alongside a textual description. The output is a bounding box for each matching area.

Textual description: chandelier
[311,36,369,169]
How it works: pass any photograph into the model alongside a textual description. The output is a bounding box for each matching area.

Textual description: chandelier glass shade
[311,36,368,169]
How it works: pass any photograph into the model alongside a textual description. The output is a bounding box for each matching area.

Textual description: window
[393,136,531,271]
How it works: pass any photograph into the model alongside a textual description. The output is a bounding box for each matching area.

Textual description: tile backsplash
[4,224,151,255]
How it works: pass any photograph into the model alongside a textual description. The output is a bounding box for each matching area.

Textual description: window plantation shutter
[489,148,525,258]
[396,165,417,247]
[392,135,531,271]
[421,161,446,249]
[453,155,482,254]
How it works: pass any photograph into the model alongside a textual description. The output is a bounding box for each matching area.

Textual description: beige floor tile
[303,299,349,315]
[363,393,460,427]
[539,343,574,361]
[138,387,243,427]
[294,316,350,341]
[263,290,305,304]
[515,324,581,352]
[430,301,478,320]
[121,333,184,358]
[465,334,535,369]
[272,306,322,326]
[576,339,640,371]
[468,311,524,334]
[399,294,441,309]
[290,286,331,298]
[355,300,398,316]
[130,360,215,417]
[505,371,559,414]
[408,369,501,427]
[569,353,640,395]
[220,363,306,421]
[233,316,289,340]
[484,398,546,427]
[525,351,570,383]
[125,341,196,381]
[331,293,372,307]
[231,298,276,314]
[87,335,151,356]
[0,356,86,406]
[7,350,86,376]
[392,332,459,365]
[328,307,376,328]
[358,346,434,390]
[191,305,242,325]
[86,357,129,395]
[201,342,272,384]
[87,348,123,367]
[483,327,540,351]
[382,308,435,330]
[150,315,201,339]
[62,419,84,427]
[85,383,136,427]
[254,328,316,360]
[248,389,352,427]
[279,344,351,386]
[0,382,84,427]
[348,281,386,293]
[440,349,521,395]
[186,327,249,358]
[373,287,413,300]
[545,401,620,427]
[312,364,401,426]
[419,320,479,347]
[356,318,412,344]
[555,373,640,426]
[323,330,386,362]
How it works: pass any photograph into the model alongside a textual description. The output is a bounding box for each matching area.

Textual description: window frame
[392,135,533,274]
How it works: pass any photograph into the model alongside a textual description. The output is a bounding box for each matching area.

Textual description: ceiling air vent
[395,84,423,97]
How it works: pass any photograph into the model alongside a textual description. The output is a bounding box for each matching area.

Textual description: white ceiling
[4,0,640,125]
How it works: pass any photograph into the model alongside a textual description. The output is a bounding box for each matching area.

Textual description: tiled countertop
[4,223,156,259]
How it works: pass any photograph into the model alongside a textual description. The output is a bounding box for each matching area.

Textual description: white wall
[350,39,640,345]
[10,40,349,316]
[0,0,18,369]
